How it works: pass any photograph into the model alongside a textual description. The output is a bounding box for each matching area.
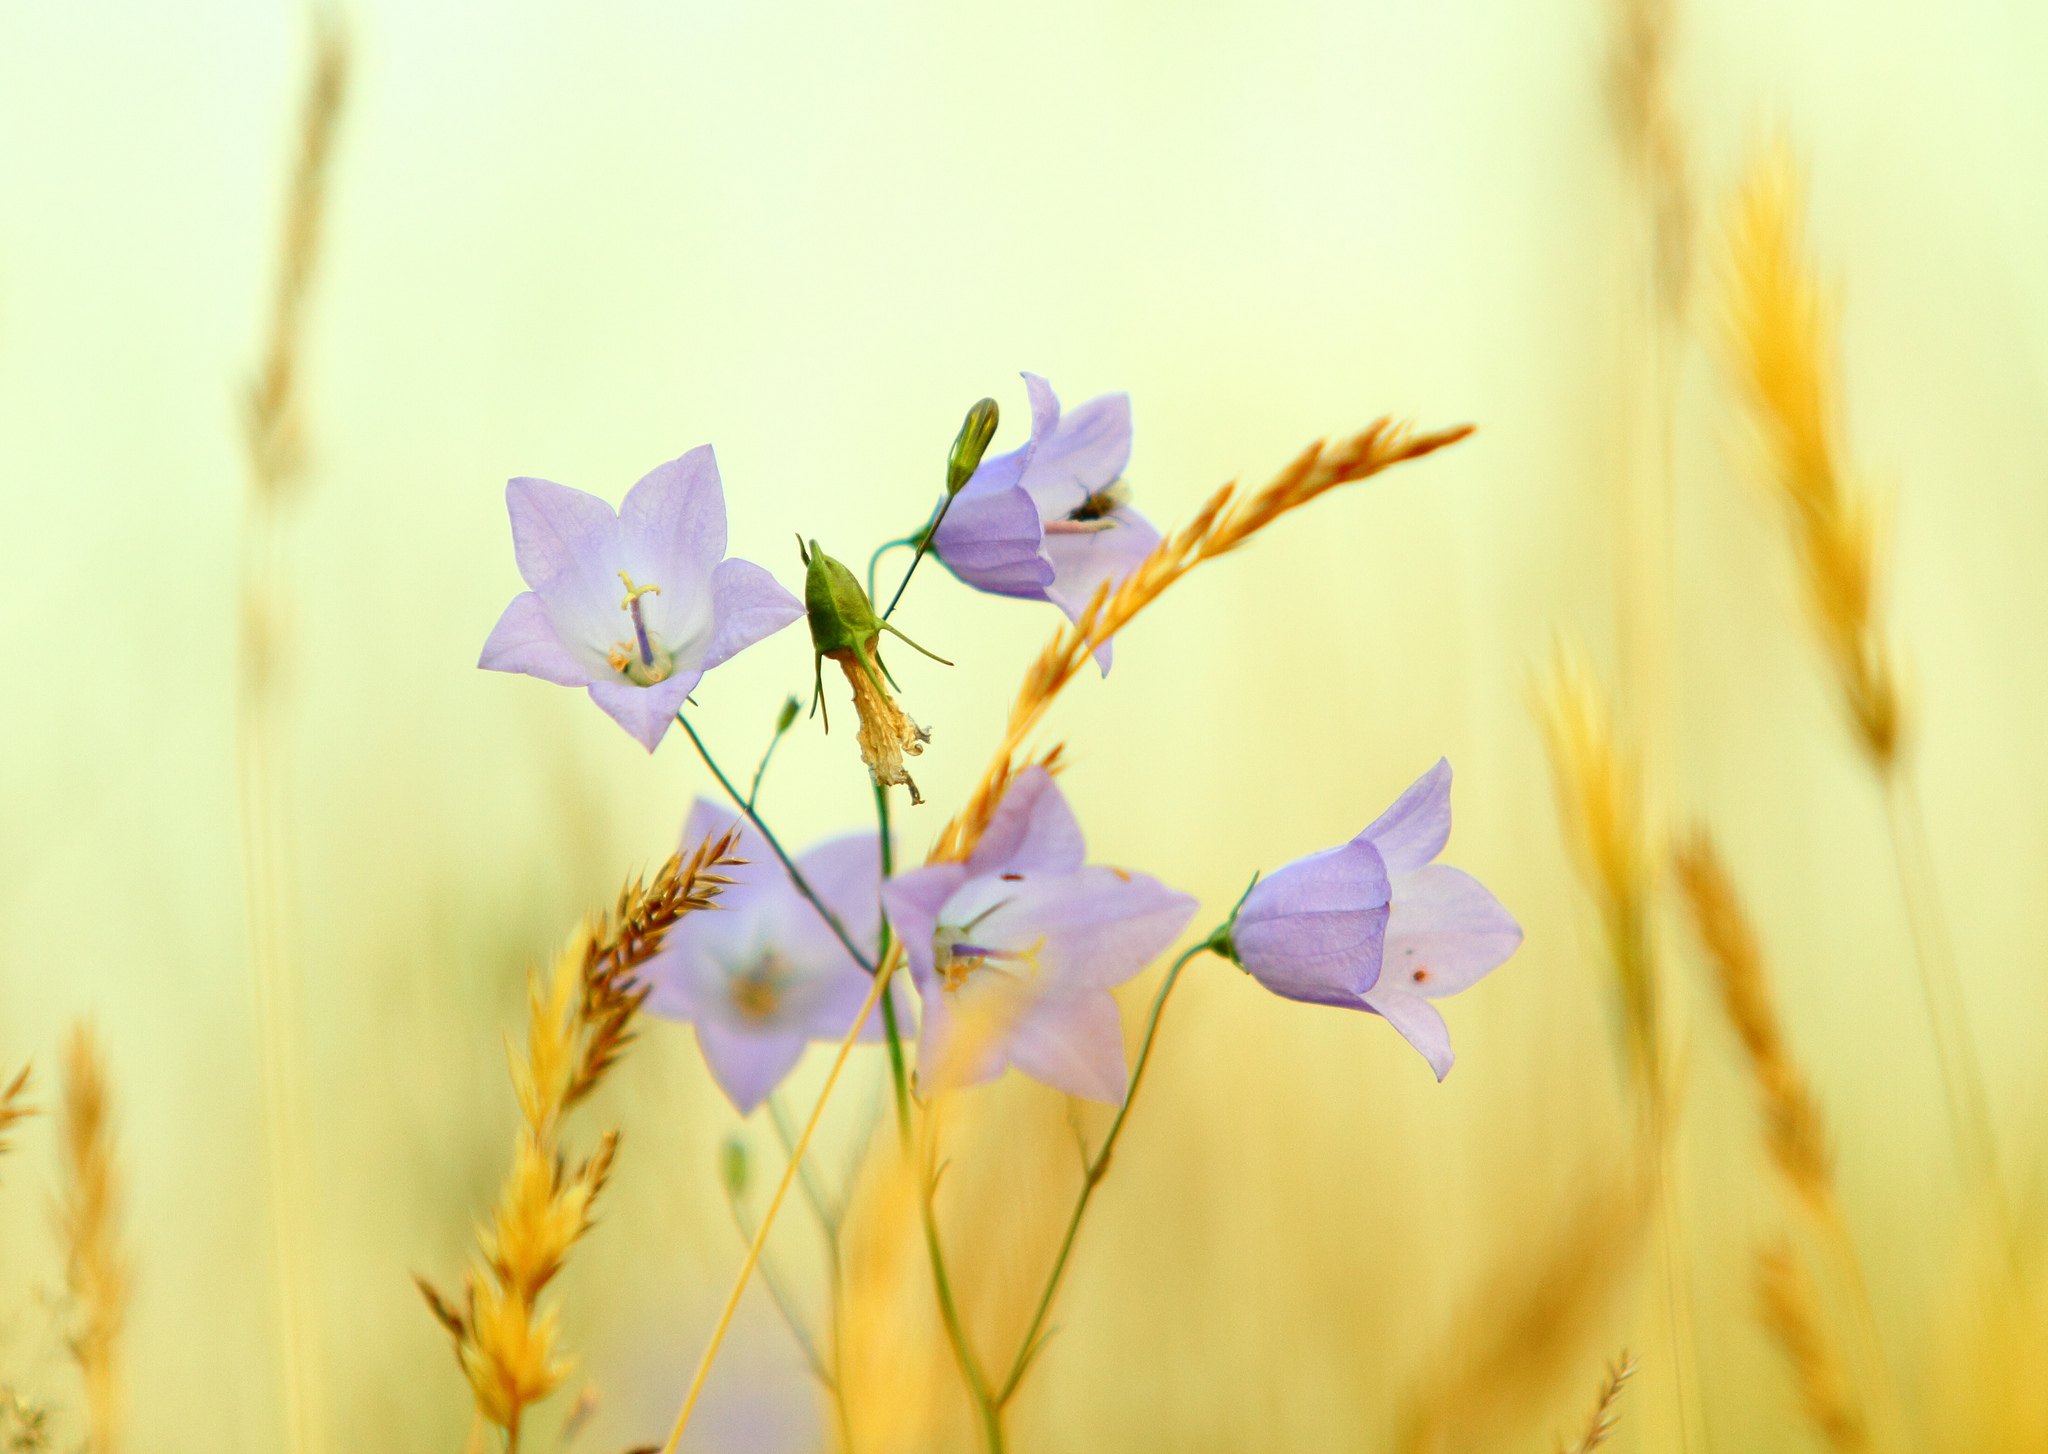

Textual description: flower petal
[586,671,701,752]
[881,864,971,992]
[965,767,1087,877]
[1042,504,1163,675]
[701,557,804,672]
[1359,759,1453,875]
[620,446,727,581]
[478,591,603,686]
[956,866,1194,991]
[781,831,885,971]
[1232,841,1392,1005]
[1020,389,1133,518]
[1360,987,1455,1080]
[1008,990,1129,1104]
[506,476,622,650]
[1384,864,1523,998]
[694,1021,809,1114]
[933,451,1056,600]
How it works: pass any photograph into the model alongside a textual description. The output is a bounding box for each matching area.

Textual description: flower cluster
[477,377,1517,1113]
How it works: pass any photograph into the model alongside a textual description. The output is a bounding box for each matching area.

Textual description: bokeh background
[3,1,2046,1450]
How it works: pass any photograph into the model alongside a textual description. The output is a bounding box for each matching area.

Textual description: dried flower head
[802,539,948,802]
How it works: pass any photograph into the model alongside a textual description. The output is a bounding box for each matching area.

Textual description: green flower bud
[800,538,884,661]
[719,1135,749,1200]
[774,694,801,735]
[946,397,1001,496]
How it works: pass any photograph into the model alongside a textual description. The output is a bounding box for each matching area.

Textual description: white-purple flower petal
[882,769,1196,1103]
[1229,759,1519,1078]
[929,374,1161,673]
[646,800,891,1114]
[479,451,803,752]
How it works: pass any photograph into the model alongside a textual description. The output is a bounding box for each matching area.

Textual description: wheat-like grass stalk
[54,1026,128,1454]
[1756,1241,1870,1453]
[1720,144,2004,1246]
[1558,1352,1639,1454]
[1719,147,1896,769]
[419,831,739,1449]
[1400,1170,1648,1454]
[1670,833,1829,1207]
[932,418,1473,862]
[1672,830,1910,1449]
[658,415,1472,1454]
[1606,0,1691,321]
[235,18,349,1454]
[1533,642,1663,1118]
[0,1063,33,1163]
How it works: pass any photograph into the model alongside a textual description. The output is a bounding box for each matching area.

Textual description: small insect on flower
[929,373,1162,672]
[1216,759,1521,1079]
[478,448,805,751]
[644,801,895,1113]
[801,539,950,803]
[881,767,1196,1102]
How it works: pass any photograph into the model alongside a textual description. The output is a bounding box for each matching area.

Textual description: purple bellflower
[645,801,889,1114]
[1222,759,1521,1080]
[479,448,804,751]
[929,374,1162,671]
[880,768,1196,1103]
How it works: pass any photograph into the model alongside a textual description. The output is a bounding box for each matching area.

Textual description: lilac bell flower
[930,374,1162,672]
[479,448,804,751]
[880,768,1196,1103]
[1222,760,1521,1080]
[645,801,890,1114]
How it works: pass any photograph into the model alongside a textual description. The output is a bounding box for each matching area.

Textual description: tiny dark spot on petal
[1000,872,1024,882]
[1412,967,1431,984]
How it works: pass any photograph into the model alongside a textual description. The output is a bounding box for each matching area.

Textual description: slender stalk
[677,714,875,975]
[722,1176,834,1387]
[768,1092,844,1240]
[873,782,1000,1449]
[658,965,894,1454]
[867,534,920,608]
[994,940,1208,1407]
[1880,768,2006,1238]
[745,703,799,812]
[882,502,953,620]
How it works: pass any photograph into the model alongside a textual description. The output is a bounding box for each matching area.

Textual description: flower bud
[719,1135,749,1200]
[774,694,801,735]
[946,397,1001,495]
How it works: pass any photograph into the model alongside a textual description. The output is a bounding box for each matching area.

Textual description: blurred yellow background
[3,1,2046,1450]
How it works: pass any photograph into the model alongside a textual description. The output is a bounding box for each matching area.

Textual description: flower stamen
[617,572,663,667]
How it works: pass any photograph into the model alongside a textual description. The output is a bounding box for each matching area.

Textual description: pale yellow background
[2,1,2046,1450]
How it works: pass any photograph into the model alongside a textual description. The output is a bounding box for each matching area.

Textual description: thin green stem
[1880,767,2009,1245]
[769,1092,844,1241]
[871,780,1000,1450]
[882,498,953,620]
[867,534,919,607]
[676,713,877,976]
[995,939,1211,1408]
[745,704,798,812]
[722,1176,836,1390]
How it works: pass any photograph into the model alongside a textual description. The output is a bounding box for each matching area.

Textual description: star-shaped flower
[645,801,891,1114]
[479,448,804,750]
[1222,759,1521,1079]
[929,374,1162,671]
[881,769,1196,1102]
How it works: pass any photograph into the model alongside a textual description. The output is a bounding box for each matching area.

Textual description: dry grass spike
[0,1063,33,1162]
[1756,1241,1870,1452]
[55,1026,129,1454]
[420,829,742,1447]
[1560,1351,1640,1454]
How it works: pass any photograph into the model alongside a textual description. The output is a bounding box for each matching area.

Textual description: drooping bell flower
[929,374,1161,671]
[479,448,804,751]
[801,539,949,803]
[1216,760,1521,1079]
[880,768,1196,1102]
[645,800,889,1113]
